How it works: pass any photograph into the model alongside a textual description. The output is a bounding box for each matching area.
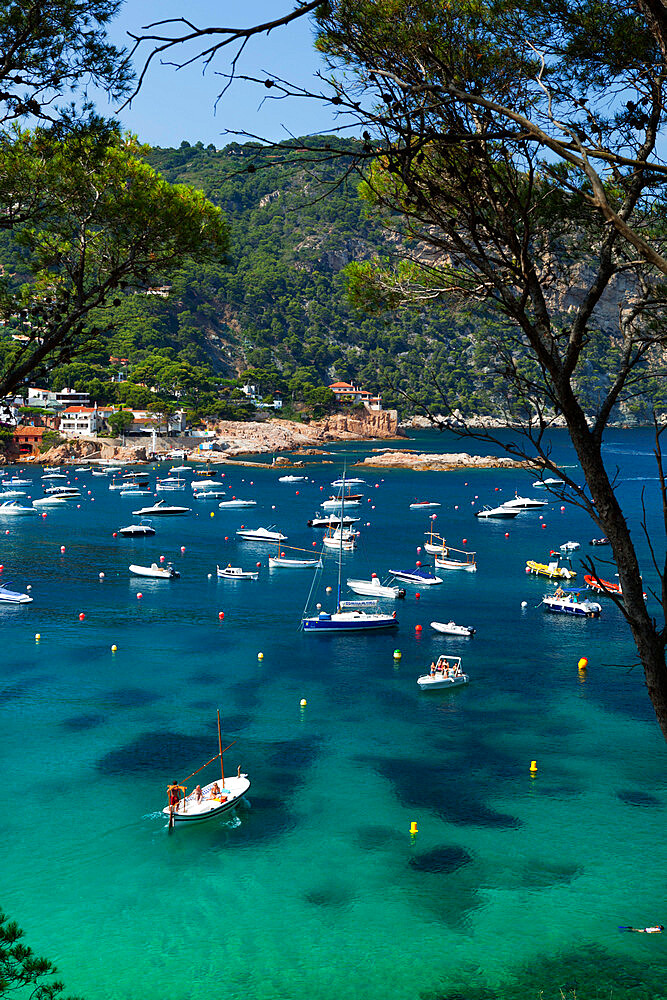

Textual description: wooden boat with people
[163,711,250,828]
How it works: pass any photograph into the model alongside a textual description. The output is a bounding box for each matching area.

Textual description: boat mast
[336,466,345,612]
[217,709,225,787]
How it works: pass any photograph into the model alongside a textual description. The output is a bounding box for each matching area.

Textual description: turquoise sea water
[2,428,667,1000]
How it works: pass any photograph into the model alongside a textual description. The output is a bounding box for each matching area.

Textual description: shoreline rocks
[357,450,528,472]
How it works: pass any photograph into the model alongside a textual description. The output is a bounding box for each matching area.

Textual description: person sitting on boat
[210,781,221,800]
[430,661,437,676]
[167,781,182,812]
[194,784,203,803]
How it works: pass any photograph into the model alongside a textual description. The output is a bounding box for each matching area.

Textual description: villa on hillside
[328,381,382,411]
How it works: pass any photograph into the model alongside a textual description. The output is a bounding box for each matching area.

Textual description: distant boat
[32,496,69,508]
[475,505,519,519]
[321,496,361,509]
[532,477,564,487]
[501,493,548,509]
[424,528,477,571]
[347,576,406,599]
[170,466,191,473]
[191,479,223,490]
[0,490,27,499]
[156,478,186,492]
[1,477,32,487]
[193,490,226,500]
[0,583,32,604]
[236,526,287,543]
[44,486,80,497]
[216,564,259,580]
[542,588,601,617]
[583,574,646,600]
[129,562,180,579]
[389,567,443,586]
[589,537,610,547]
[0,501,37,516]
[409,501,441,510]
[430,620,476,637]
[41,473,67,481]
[278,475,305,483]
[560,540,580,551]
[332,478,365,487]
[118,520,155,537]
[132,501,190,516]
[526,556,576,579]
[268,540,321,568]
[218,499,257,509]
[308,514,359,528]
[417,655,469,690]
[322,526,356,551]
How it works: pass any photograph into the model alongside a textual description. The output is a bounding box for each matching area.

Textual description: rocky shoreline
[357,450,528,472]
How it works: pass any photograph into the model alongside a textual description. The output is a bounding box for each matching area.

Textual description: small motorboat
[308,514,359,528]
[278,475,305,483]
[430,620,476,637]
[475,505,520,519]
[417,655,469,690]
[560,540,580,551]
[532,477,565,487]
[156,478,187,492]
[321,496,361,509]
[120,487,153,496]
[129,562,180,579]
[218,499,257,508]
[32,496,69,508]
[389,567,443,585]
[75,467,91,473]
[0,583,33,604]
[526,557,576,579]
[193,490,226,500]
[118,520,155,537]
[500,493,548,509]
[409,501,441,510]
[132,501,190,516]
[108,481,129,491]
[236,526,287,543]
[1,477,32,487]
[0,501,37,516]
[41,473,67,481]
[216,564,259,580]
[332,478,365,487]
[0,490,28,499]
[170,466,191,473]
[346,576,406,599]
[191,479,223,491]
[589,537,610,546]
[44,486,80,498]
[91,469,108,477]
[542,588,601,617]
[583,574,647,599]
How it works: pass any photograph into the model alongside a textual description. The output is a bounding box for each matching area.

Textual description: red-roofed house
[13,425,45,455]
[59,406,102,437]
[328,381,382,411]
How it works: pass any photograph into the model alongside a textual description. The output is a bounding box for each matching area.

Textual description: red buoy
[78,612,85,621]
[218,611,225,620]
[415,624,422,632]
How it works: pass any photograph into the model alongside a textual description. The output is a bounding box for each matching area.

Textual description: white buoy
[521,601,528,608]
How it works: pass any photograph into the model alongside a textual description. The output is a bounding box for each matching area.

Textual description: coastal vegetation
[0,907,76,1000]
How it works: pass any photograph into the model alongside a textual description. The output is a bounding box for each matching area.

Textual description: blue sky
[93,1,339,148]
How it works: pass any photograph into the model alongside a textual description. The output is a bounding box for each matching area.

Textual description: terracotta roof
[14,426,44,437]
[328,381,356,390]
[62,406,97,414]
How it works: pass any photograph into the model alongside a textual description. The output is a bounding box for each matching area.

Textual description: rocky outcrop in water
[358,450,527,471]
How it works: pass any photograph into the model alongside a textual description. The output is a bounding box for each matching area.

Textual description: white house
[59,406,102,437]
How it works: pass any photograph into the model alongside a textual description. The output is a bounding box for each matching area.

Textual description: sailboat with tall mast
[302,470,398,632]
[162,710,250,828]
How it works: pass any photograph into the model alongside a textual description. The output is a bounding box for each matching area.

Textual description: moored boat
[500,492,548,509]
[389,567,443,586]
[0,583,33,604]
[526,556,576,580]
[430,620,476,636]
[0,501,37,516]
[409,500,441,510]
[542,587,601,617]
[475,504,519,519]
[417,655,469,690]
[216,564,259,580]
[129,562,180,579]
[132,501,190,516]
[118,520,155,537]
[346,575,406,599]
[218,499,257,508]
[236,526,286,542]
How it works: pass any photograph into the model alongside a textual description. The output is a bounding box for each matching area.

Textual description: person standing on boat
[167,781,182,813]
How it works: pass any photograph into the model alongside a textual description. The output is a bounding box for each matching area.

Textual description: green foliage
[0,907,80,999]
[107,409,134,436]
[39,430,64,453]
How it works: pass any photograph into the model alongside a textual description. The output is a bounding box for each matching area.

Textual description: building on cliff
[328,382,382,411]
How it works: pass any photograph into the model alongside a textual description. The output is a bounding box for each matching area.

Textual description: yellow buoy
[530,760,538,774]
[410,821,418,835]
[111,644,117,653]
[34,633,41,641]
[300,698,307,707]
[258,652,264,660]
[210,511,215,517]
[578,657,588,670]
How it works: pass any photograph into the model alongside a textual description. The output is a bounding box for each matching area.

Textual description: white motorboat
[560,540,580,551]
[170,466,191,473]
[323,527,356,551]
[132,501,190,516]
[501,493,548,509]
[91,470,108,477]
[409,501,441,510]
[156,478,186,492]
[347,575,406,599]
[108,481,129,491]
[163,712,250,828]
[0,583,33,604]
[417,655,469,690]
[216,564,259,580]
[32,496,69,508]
[532,477,564,487]
[278,475,305,483]
[0,490,28,499]
[332,478,365,487]
[41,473,67,481]
[2,478,32,487]
[193,490,226,500]
[236,526,287,542]
[0,501,37,516]
[389,567,443,585]
[218,499,257,508]
[430,620,476,637]
[118,521,156,537]
[75,467,91,473]
[129,562,180,579]
[475,504,520,519]
[120,488,153,496]
[542,588,601,617]
[308,514,360,528]
[44,486,80,497]
[321,497,361,509]
[191,479,223,491]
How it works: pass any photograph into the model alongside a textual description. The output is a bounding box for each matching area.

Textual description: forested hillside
[2,136,663,422]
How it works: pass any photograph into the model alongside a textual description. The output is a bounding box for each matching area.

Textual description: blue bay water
[2,428,667,1000]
